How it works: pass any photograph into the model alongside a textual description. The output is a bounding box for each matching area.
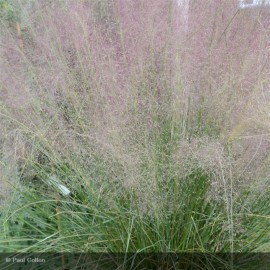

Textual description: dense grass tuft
[0,0,270,268]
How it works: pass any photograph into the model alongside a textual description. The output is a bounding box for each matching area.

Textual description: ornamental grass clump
[0,0,270,268]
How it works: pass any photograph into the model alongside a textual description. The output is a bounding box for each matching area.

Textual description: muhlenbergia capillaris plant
[0,0,270,269]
